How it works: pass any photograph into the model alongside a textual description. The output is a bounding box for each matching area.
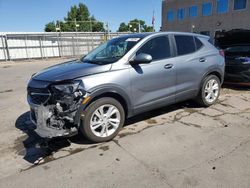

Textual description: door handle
[164,64,173,69]
[199,58,206,62]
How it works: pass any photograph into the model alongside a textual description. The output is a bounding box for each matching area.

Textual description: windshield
[81,36,142,65]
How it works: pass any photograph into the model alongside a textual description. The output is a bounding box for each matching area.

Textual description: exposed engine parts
[29,81,86,138]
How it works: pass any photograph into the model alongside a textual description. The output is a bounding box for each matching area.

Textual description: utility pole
[90,20,92,32]
[138,21,141,33]
[75,18,79,32]
[74,18,80,56]
[106,22,110,40]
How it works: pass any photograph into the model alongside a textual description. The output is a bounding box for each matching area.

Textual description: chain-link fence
[0,32,129,61]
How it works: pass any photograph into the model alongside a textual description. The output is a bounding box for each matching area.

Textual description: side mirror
[130,53,152,64]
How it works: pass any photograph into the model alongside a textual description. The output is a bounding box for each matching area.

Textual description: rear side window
[137,36,171,61]
[195,37,203,50]
[175,35,196,55]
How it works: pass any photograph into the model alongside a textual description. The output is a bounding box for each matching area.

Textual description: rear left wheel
[80,97,125,143]
[196,75,221,107]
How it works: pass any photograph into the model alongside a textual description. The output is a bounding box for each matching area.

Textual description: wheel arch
[74,86,133,126]
[200,69,223,88]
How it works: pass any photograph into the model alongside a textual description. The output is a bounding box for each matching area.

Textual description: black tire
[80,97,125,143]
[196,75,221,107]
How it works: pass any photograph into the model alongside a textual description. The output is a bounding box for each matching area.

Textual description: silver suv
[27,32,225,142]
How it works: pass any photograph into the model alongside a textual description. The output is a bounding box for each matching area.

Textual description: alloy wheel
[204,79,219,103]
[90,104,121,138]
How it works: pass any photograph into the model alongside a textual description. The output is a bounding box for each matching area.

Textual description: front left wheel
[80,97,125,143]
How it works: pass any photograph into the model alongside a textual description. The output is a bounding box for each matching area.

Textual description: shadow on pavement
[125,100,201,126]
[15,111,92,164]
[15,100,201,164]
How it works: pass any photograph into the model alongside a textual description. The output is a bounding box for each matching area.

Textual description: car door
[129,35,176,113]
[172,35,210,101]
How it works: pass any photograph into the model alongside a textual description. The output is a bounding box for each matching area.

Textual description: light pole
[129,25,132,32]
[138,21,141,33]
[56,21,61,57]
[191,24,195,33]
[75,19,79,32]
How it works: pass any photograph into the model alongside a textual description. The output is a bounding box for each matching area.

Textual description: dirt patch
[42,165,50,170]
[184,108,198,114]
[43,155,56,163]
[68,148,85,155]
[115,158,120,162]
[145,119,157,124]
[13,135,28,155]
[118,132,136,138]
[2,65,11,68]
[99,145,109,151]
[0,89,13,94]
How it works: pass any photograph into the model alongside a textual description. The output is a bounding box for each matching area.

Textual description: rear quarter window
[175,35,196,56]
[195,37,204,50]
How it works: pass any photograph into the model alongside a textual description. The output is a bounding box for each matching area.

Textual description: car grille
[27,87,51,105]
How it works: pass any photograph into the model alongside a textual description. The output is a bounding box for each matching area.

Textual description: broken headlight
[50,80,86,105]
[52,80,84,94]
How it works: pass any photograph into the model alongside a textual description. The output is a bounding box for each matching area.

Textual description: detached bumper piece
[31,105,78,138]
[28,81,86,138]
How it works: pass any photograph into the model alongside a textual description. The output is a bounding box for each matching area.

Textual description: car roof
[117,32,209,40]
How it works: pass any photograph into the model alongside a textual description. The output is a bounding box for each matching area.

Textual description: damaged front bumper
[27,80,89,138]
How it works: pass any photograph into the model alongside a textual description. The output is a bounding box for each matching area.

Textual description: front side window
[167,10,175,22]
[189,6,198,17]
[175,35,196,56]
[234,0,247,10]
[177,8,185,21]
[137,36,171,61]
[202,2,213,16]
[82,36,142,65]
[217,0,229,13]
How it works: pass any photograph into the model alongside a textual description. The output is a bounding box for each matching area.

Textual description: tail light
[219,49,225,57]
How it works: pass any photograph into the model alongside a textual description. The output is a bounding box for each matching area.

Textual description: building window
[202,2,213,16]
[217,0,229,13]
[177,8,185,21]
[189,6,198,18]
[234,0,247,10]
[167,10,175,22]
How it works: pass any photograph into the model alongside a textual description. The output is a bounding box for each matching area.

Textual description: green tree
[118,22,129,32]
[44,22,56,32]
[118,19,154,32]
[128,19,154,32]
[44,3,104,32]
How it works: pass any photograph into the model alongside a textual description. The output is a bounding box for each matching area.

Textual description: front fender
[73,85,133,126]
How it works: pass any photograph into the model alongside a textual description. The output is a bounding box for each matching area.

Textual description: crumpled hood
[32,60,112,82]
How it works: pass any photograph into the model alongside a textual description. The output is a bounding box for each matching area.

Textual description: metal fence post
[91,33,94,50]
[43,35,47,59]
[39,36,43,59]
[72,36,75,57]
[24,35,29,59]
[1,36,7,61]
[4,35,10,61]
[57,32,61,57]
[87,33,90,54]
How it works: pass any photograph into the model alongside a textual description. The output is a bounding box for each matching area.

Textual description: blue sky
[0,0,162,32]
